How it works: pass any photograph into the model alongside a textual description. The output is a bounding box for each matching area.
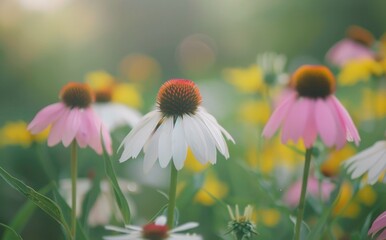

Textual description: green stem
[166,164,178,228]
[294,147,313,240]
[71,141,77,239]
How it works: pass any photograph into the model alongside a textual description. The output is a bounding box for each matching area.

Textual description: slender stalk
[294,147,313,240]
[166,164,178,228]
[70,141,77,238]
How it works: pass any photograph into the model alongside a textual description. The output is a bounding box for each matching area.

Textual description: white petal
[104,225,134,234]
[367,151,386,184]
[198,107,235,143]
[143,128,162,173]
[349,150,385,179]
[183,115,208,164]
[93,103,142,131]
[193,115,217,164]
[119,111,162,162]
[172,117,188,170]
[170,222,199,233]
[158,117,174,168]
[344,141,386,166]
[155,216,167,225]
[169,234,203,240]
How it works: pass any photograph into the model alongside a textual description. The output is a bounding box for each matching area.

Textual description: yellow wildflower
[333,182,360,218]
[184,149,209,173]
[321,145,356,177]
[0,121,49,147]
[239,100,271,125]
[256,208,281,227]
[194,172,228,206]
[85,71,115,91]
[356,185,377,206]
[356,88,386,121]
[338,58,383,86]
[224,65,265,93]
[112,83,142,108]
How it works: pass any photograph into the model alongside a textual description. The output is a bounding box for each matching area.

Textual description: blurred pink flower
[368,211,386,240]
[326,25,375,67]
[262,65,360,149]
[28,82,112,155]
[283,176,335,207]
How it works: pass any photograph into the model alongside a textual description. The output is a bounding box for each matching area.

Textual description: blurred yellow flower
[256,208,281,227]
[321,145,356,177]
[356,185,377,206]
[184,149,209,173]
[246,137,303,174]
[0,121,49,147]
[357,88,386,121]
[112,83,142,108]
[338,58,383,86]
[86,71,143,108]
[239,100,271,125]
[333,182,360,218]
[119,54,162,83]
[194,172,228,206]
[224,65,265,93]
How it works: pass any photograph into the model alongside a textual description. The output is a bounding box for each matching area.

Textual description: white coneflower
[104,216,202,240]
[257,52,287,85]
[118,79,234,172]
[344,140,386,185]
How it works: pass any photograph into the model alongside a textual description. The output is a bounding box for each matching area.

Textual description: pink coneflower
[28,82,112,155]
[262,65,360,149]
[119,79,234,172]
[326,25,375,67]
[283,176,335,207]
[368,211,386,240]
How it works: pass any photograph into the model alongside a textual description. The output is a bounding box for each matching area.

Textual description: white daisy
[104,216,202,240]
[118,79,234,172]
[344,140,386,185]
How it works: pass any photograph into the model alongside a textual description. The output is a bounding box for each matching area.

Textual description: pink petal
[101,124,112,155]
[331,96,360,145]
[85,109,104,155]
[369,211,386,236]
[326,39,374,67]
[376,229,386,240]
[326,97,347,149]
[75,111,90,148]
[281,98,311,143]
[262,91,296,138]
[62,108,82,147]
[28,103,65,134]
[315,99,336,147]
[47,107,70,147]
[302,100,317,148]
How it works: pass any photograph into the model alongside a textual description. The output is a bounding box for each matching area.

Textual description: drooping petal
[281,98,310,143]
[170,222,199,233]
[331,96,360,145]
[368,211,386,236]
[62,108,82,147]
[28,103,66,134]
[367,151,386,184]
[326,97,347,149]
[158,117,173,168]
[315,99,336,147]
[344,141,386,169]
[182,115,208,164]
[172,117,188,170]
[262,91,296,138]
[193,115,217,164]
[197,107,234,143]
[93,103,142,131]
[47,108,70,146]
[143,128,162,173]
[302,100,317,148]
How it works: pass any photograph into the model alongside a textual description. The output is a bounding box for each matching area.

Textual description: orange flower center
[95,88,113,103]
[346,25,374,47]
[291,65,336,99]
[60,82,95,108]
[142,223,169,240]
[157,79,202,117]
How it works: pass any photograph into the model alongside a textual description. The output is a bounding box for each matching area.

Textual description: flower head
[344,140,386,185]
[326,25,375,67]
[28,82,112,154]
[227,205,258,240]
[0,121,49,147]
[368,211,386,240]
[119,79,234,172]
[104,216,202,240]
[262,65,360,148]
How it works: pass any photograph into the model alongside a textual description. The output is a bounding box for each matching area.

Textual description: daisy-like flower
[28,82,112,154]
[368,211,386,240]
[227,205,258,240]
[86,71,142,132]
[262,65,360,149]
[326,25,375,67]
[256,51,288,85]
[119,79,234,172]
[344,140,386,185]
[104,216,202,240]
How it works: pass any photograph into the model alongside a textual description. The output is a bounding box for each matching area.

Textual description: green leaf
[2,184,52,240]
[80,176,101,231]
[0,166,71,239]
[0,223,23,240]
[290,215,310,240]
[102,140,131,224]
[52,188,89,240]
